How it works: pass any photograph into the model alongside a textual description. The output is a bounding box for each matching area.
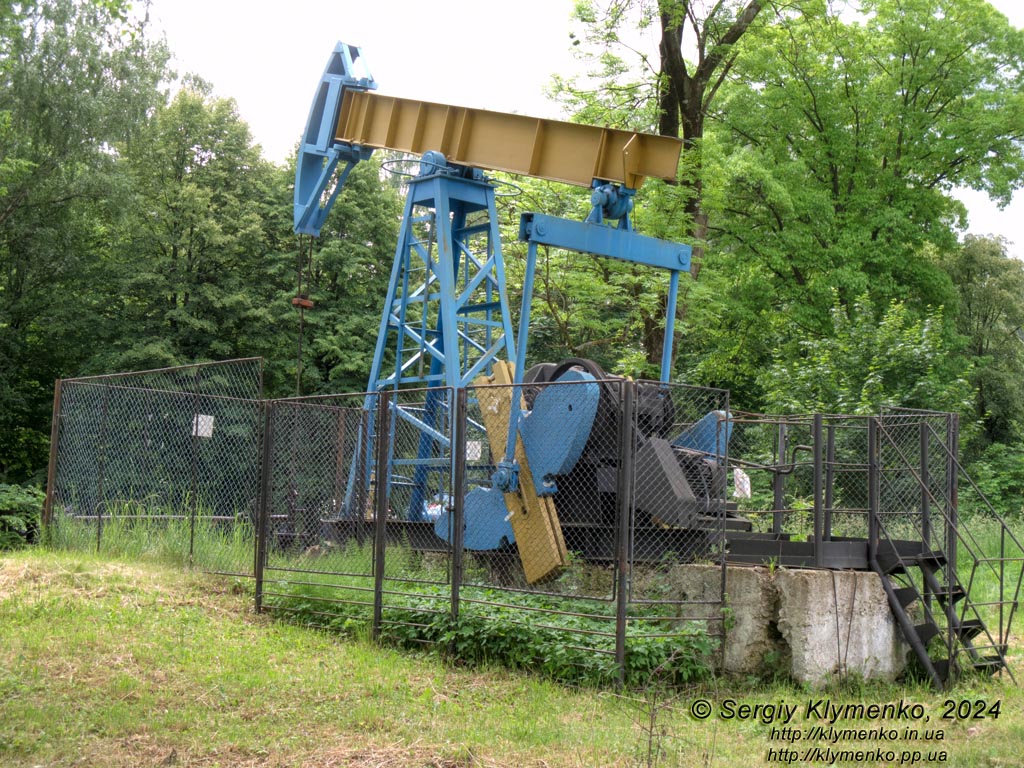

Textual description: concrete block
[775,569,908,686]
[721,565,787,675]
[654,564,909,686]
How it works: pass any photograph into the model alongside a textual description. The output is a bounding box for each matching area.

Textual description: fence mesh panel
[728,414,874,540]
[258,392,378,632]
[627,381,730,667]
[376,388,455,649]
[47,359,262,575]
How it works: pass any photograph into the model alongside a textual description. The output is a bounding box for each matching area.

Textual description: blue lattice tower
[367,158,515,393]
[365,157,516,520]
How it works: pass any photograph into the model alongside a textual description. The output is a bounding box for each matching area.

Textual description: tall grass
[3,549,1022,768]
[48,511,256,576]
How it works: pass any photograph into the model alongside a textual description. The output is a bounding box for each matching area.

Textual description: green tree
[709,0,1022,335]
[561,1,767,267]
[940,236,1024,451]
[670,0,1022,409]
[761,293,970,415]
[287,157,403,395]
[0,0,167,481]
[102,76,284,372]
[552,1,777,375]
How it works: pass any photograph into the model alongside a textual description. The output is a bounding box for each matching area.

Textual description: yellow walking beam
[336,90,681,190]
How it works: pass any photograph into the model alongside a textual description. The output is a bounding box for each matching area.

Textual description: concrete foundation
[666,564,909,686]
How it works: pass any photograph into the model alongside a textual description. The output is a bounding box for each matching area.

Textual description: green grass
[2,548,1023,767]
[48,514,256,575]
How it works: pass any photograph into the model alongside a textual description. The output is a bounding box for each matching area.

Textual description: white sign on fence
[192,414,215,439]
[733,467,751,499]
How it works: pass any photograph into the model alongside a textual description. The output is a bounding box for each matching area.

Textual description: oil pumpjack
[293,42,730,583]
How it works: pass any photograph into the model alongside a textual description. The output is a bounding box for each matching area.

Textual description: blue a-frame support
[364,163,517,520]
[367,166,516,392]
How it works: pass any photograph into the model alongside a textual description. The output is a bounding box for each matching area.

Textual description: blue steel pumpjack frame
[294,40,692,527]
[367,166,516,393]
[516,212,690,385]
[365,165,516,519]
[501,212,690,474]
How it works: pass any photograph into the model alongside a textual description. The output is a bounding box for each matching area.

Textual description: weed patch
[266,578,718,688]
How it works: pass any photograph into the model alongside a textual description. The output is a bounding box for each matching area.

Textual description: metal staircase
[723,409,1023,690]
[872,534,1011,688]
[868,415,1020,689]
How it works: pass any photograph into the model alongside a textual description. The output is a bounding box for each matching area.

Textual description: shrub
[0,484,45,549]
[965,442,1024,518]
[271,580,717,688]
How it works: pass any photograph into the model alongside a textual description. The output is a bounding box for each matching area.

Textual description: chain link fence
[45,360,729,685]
[876,409,1023,679]
[256,392,379,631]
[50,359,1018,686]
[724,411,951,549]
[45,359,263,576]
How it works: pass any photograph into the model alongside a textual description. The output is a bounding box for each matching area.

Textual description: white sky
[149,0,1023,258]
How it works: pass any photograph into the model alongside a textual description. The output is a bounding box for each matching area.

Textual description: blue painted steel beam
[661,269,681,383]
[519,213,691,272]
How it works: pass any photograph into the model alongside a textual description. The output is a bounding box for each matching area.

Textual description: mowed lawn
[1,549,1021,767]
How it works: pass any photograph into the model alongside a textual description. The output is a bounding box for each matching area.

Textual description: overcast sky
[148,0,1023,258]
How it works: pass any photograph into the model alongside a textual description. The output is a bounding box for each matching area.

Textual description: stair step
[917,566,968,609]
[878,548,947,574]
[893,586,919,608]
[957,619,986,642]
[970,655,1006,674]
[935,584,966,605]
[914,550,948,567]
[915,622,940,645]
[877,553,910,574]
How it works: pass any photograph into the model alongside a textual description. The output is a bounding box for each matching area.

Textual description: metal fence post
[920,422,931,549]
[188,367,202,562]
[824,424,835,541]
[813,413,824,568]
[867,418,879,564]
[96,381,111,553]
[451,388,467,624]
[720,393,730,625]
[43,379,63,532]
[773,422,787,534]
[254,402,274,613]
[615,379,636,686]
[372,393,391,641]
[945,413,959,653]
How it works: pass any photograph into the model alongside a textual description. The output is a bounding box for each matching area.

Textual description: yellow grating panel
[337,90,681,189]
[474,361,567,584]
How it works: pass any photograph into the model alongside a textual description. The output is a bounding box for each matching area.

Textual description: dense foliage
[0,483,44,549]
[1,1,1023,515]
[273,580,718,688]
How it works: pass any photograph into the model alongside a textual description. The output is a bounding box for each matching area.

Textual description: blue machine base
[672,410,731,458]
[434,487,515,550]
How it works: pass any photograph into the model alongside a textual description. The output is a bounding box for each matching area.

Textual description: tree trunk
[652,0,765,371]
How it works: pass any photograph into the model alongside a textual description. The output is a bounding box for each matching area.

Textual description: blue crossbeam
[519,213,691,272]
